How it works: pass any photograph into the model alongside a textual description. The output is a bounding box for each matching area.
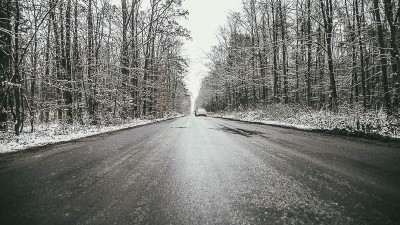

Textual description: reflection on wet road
[1,116,400,224]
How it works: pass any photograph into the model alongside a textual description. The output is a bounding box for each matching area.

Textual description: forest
[0,0,191,135]
[197,0,399,136]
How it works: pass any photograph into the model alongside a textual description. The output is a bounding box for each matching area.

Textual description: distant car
[195,108,207,117]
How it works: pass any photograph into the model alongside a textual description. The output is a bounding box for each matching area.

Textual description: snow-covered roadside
[0,115,184,154]
[211,104,400,139]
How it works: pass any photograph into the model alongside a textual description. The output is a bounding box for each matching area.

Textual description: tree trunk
[0,0,12,130]
[87,0,95,122]
[13,0,22,135]
[355,0,367,111]
[383,0,400,112]
[321,0,338,112]
[143,0,156,116]
[307,0,312,105]
[130,0,140,118]
[271,1,279,103]
[373,0,392,115]
[65,0,73,124]
[279,1,288,103]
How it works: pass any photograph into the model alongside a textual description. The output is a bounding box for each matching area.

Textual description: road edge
[0,116,186,156]
[212,115,400,143]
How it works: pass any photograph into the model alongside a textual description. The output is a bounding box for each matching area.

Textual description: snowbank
[213,104,400,139]
[0,115,183,154]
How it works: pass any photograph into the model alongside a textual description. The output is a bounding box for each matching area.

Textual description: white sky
[111,0,243,108]
[179,0,242,107]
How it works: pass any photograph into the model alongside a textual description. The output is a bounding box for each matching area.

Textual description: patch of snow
[0,115,184,154]
[212,104,400,139]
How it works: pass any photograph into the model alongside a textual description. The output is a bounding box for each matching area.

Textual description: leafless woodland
[0,0,191,135]
[197,0,400,133]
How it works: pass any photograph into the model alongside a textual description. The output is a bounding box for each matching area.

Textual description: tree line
[0,0,191,135]
[197,0,399,120]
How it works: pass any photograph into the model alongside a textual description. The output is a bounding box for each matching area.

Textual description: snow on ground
[212,104,400,139]
[0,115,184,154]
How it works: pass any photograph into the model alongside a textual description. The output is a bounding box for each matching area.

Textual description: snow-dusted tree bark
[0,0,12,131]
[0,0,190,134]
[383,0,400,112]
[12,0,23,134]
[373,0,392,115]
[197,0,399,121]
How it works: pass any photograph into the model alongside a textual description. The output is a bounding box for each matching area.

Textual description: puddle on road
[217,126,263,137]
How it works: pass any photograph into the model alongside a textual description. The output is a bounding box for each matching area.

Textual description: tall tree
[373,0,392,115]
[355,0,367,110]
[13,0,23,134]
[320,0,338,111]
[383,0,400,111]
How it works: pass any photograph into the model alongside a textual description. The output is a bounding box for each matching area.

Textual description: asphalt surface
[0,116,400,225]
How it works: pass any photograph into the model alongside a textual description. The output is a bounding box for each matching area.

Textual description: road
[0,116,399,225]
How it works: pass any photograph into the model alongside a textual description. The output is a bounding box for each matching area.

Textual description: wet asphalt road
[0,116,400,225]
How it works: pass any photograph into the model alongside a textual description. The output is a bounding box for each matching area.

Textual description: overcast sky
[179,0,242,105]
[111,0,243,106]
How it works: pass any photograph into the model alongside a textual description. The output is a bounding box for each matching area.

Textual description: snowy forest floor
[0,114,184,154]
[212,104,400,140]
